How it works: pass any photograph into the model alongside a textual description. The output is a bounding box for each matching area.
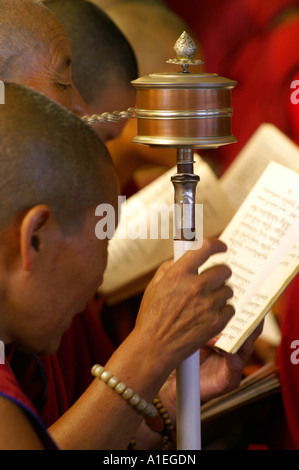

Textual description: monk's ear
[19,205,54,271]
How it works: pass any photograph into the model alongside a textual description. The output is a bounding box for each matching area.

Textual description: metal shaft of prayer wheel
[130,31,237,451]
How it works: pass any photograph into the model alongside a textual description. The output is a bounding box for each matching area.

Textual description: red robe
[277,276,299,449]
[163,0,299,172]
[8,297,115,427]
[0,362,58,449]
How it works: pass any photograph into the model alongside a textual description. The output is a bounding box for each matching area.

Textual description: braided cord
[82,108,136,125]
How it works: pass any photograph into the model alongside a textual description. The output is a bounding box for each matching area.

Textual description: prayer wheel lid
[131,72,236,89]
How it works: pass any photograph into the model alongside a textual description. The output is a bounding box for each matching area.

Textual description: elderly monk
[0,0,89,116]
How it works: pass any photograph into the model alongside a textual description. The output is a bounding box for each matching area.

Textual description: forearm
[48,240,234,450]
[48,329,169,450]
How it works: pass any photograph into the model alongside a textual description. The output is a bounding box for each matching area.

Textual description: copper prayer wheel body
[131,72,237,149]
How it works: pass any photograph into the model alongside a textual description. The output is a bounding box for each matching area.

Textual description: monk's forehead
[33,7,72,61]
[44,22,72,71]
[8,0,72,66]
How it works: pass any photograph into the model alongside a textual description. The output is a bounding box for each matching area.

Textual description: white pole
[174,239,201,450]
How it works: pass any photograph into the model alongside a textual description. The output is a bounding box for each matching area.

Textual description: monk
[0,82,235,449]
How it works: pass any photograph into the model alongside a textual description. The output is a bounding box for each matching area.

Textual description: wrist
[105,327,171,402]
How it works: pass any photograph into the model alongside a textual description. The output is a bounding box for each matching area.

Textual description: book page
[198,161,299,353]
[220,123,299,210]
[100,155,235,295]
[216,240,299,353]
[260,311,281,346]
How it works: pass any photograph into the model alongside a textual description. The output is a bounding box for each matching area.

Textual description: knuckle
[188,279,204,298]
[224,284,234,300]
[215,264,232,280]
[201,237,215,254]
[223,264,233,278]
[223,304,235,319]
[205,296,216,312]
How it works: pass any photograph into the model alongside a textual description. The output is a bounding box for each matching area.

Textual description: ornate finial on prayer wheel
[174,31,197,59]
[167,31,204,73]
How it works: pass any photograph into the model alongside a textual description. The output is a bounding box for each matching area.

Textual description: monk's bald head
[0,0,90,116]
[0,83,117,233]
[0,0,56,81]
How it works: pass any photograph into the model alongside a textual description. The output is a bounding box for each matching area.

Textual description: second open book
[100,123,299,353]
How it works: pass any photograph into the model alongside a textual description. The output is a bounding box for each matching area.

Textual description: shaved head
[0,82,117,233]
[0,0,90,116]
[0,0,56,80]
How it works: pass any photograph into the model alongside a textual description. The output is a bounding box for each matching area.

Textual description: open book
[99,125,299,336]
[220,123,299,210]
[199,160,299,353]
[100,155,235,299]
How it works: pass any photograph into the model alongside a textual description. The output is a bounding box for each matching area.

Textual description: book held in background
[200,362,281,422]
[99,124,299,340]
[100,155,235,300]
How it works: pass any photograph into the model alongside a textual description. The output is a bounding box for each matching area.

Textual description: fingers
[199,282,235,343]
[139,237,235,361]
[210,284,234,310]
[219,303,235,322]
[236,319,264,363]
[149,239,230,289]
[175,238,228,275]
[212,301,235,337]
[197,264,232,292]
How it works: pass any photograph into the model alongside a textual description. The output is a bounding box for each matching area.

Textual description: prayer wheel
[130,31,237,451]
[82,31,237,451]
[131,31,237,149]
